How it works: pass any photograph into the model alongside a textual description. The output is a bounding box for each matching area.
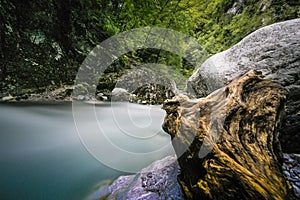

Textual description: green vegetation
[195,0,300,54]
[0,0,299,97]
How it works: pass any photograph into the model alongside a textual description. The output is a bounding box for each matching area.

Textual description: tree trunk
[162,70,296,199]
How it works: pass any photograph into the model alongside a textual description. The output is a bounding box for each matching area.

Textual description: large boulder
[163,70,296,199]
[187,18,300,153]
[88,155,184,200]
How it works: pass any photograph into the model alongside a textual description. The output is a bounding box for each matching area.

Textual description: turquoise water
[0,102,174,200]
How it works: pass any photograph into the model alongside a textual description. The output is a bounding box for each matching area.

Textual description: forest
[1,0,299,98]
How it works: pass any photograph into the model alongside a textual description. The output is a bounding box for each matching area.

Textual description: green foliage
[194,0,300,54]
[0,0,121,96]
[112,0,203,78]
[1,0,299,96]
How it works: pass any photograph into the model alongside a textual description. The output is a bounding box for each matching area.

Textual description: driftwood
[162,70,295,199]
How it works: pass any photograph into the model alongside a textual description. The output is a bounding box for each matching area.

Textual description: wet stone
[283,153,300,198]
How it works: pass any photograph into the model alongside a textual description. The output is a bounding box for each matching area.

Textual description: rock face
[187,18,300,153]
[89,155,184,200]
[163,70,295,199]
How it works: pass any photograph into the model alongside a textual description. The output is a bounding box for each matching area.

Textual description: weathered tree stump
[162,70,295,199]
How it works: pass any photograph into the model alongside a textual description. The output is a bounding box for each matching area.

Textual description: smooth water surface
[0,102,174,200]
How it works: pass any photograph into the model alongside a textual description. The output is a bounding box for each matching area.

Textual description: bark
[163,70,296,199]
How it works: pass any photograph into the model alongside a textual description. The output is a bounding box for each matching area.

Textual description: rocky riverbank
[0,85,74,102]
[1,81,178,105]
[1,64,180,105]
[89,152,300,200]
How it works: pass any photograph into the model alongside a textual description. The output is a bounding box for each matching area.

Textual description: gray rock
[187,18,300,153]
[96,92,108,101]
[2,95,14,101]
[90,155,184,200]
[133,83,175,105]
[283,153,300,198]
[111,88,130,101]
[187,18,300,97]
[227,0,244,15]
[293,185,300,199]
[75,95,85,101]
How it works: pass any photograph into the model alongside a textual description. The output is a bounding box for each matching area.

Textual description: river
[0,102,174,200]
